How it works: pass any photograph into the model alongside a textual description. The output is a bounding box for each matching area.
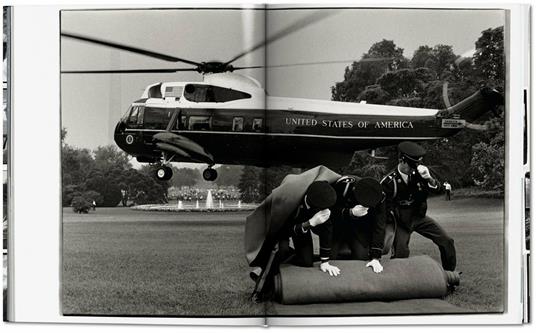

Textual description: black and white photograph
[56,5,510,319]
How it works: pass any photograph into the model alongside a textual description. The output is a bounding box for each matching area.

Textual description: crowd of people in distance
[168,187,240,202]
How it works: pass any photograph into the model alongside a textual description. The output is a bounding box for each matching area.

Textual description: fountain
[132,190,255,212]
[205,189,214,209]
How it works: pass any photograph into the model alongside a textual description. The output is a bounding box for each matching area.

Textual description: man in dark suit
[283,180,340,276]
[380,141,457,271]
[331,176,386,273]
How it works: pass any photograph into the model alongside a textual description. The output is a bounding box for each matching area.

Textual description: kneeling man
[284,180,340,276]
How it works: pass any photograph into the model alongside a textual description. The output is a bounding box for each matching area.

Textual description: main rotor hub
[197,62,234,74]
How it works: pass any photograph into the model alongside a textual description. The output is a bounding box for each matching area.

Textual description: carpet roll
[274,255,457,305]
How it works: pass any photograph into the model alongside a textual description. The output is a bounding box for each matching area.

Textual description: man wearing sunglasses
[381,141,457,271]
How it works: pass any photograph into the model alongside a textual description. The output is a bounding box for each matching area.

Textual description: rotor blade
[232,65,265,70]
[224,10,337,66]
[61,32,202,66]
[266,58,393,68]
[61,68,198,74]
[232,57,393,71]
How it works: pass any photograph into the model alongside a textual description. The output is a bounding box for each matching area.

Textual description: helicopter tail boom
[439,87,504,122]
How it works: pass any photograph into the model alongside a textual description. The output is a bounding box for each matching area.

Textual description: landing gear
[155,165,173,181]
[202,168,218,181]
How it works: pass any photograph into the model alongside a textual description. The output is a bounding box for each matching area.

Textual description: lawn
[62,196,504,316]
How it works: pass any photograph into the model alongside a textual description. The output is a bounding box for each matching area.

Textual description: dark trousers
[290,231,315,267]
[393,215,457,271]
[445,190,451,201]
[331,222,371,260]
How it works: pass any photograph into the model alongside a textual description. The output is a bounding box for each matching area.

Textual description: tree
[238,166,265,203]
[331,61,390,102]
[356,86,391,104]
[94,145,131,171]
[344,151,388,180]
[265,166,297,195]
[332,39,408,102]
[83,169,123,207]
[62,145,95,186]
[71,196,91,213]
[363,39,408,70]
[168,167,201,187]
[83,190,104,206]
[215,165,243,187]
[411,45,434,69]
[410,44,458,80]
[124,166,168,204]
[62,184,82,207]
[473,26,505,90]
[470,130,504,191]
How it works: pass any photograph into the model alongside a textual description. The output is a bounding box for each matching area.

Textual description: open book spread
[2,3,531,326]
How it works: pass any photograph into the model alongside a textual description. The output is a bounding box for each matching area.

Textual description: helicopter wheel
[202,168,218,181]
[155,166,173,181]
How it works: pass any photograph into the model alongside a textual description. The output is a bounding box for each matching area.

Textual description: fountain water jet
[206,189,214,209]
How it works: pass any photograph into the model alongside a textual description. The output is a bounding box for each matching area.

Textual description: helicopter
[61,13,503,182]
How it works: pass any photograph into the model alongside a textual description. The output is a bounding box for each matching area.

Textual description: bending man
[331,176,387,273]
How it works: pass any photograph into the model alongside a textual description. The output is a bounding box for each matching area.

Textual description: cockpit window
[127,106,139,124]
[143,107,174,130]
[184,84,251,103]
[125,106,144,128]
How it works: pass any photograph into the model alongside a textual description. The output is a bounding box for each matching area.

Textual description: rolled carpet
[274,255,459,305]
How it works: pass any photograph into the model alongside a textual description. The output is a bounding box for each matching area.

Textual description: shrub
[71,196,91,214]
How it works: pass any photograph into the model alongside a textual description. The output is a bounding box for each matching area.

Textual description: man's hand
[366,259,383,273]
[320,262,340,276]
[309,209,331,227]
[350,204,369,217]
[417,165,432,180]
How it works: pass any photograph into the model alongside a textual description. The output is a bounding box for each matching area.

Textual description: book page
[10,5,266,325]
[262,3,526,325]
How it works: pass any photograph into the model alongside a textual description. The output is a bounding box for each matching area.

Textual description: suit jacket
[332,175,386,259]
[244,166,340,268]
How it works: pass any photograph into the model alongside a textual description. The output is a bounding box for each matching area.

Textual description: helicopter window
[184,84,251,103]
[127,106,139,125]
[143,107,174,130]
[180,116,188,129]
[232,117,244,132]
[165,86,183,99]
[188,116,212,131]
[184,85,209,103]
[252,118,263,132]
[213,86,251,102]
[137,107,145,125]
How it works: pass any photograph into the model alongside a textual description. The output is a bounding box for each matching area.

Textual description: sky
[60,8,504,152]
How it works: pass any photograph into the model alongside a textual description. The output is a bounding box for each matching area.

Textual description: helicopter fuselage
[113,73,481,169]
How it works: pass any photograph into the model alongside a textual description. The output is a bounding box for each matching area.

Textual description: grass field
[62,196,504,316]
